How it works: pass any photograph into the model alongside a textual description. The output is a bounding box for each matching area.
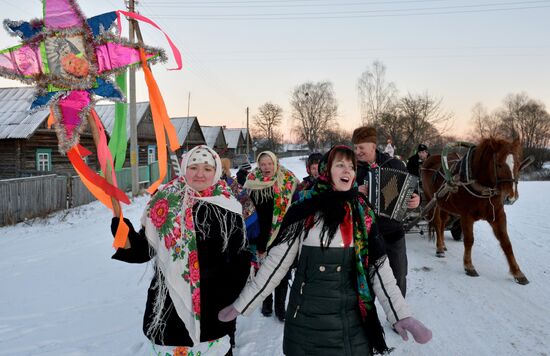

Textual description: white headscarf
[142,145,243,345]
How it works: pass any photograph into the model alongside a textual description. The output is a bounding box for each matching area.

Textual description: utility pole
[187,91,191,117]
[246,107,250,157]
[128,0,139,196]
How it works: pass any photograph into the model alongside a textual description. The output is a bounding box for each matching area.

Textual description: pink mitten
[394,317,432,344]
[218,305,240,322]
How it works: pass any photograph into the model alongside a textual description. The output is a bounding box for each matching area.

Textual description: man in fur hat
[352,126,420,297]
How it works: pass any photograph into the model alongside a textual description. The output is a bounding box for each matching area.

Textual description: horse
[421,137,529,285]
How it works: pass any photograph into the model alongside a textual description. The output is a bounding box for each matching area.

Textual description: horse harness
[406,141,534,230]
[433,142,526,200]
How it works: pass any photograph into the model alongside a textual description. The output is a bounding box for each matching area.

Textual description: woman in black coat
[111,145,251,356]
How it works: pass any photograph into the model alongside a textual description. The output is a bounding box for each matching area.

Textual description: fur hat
[351,126,377,144]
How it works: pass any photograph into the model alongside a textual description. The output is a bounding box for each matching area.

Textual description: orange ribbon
[139,48,181,193]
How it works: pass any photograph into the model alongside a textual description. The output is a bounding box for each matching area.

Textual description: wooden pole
[128,0,139,196]
[246,107,250,157]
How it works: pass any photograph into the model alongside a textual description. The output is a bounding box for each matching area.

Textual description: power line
[186,45,550,55]
[141,1,550,20]
[148,0,547,9]
[149,0,458,8]
[136,1,248,110]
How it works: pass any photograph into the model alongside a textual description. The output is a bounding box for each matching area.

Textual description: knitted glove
[218,305,240,322]
[394,317,432,344]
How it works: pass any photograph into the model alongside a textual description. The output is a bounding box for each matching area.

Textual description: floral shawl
[142,145,244,346]
[243,151,298,247]
[270,146,390,354]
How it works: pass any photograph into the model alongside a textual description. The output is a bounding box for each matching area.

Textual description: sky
[0,0,549,141]
[1,157,549,355]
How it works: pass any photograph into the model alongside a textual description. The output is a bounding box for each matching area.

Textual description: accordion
[366,167,418,222]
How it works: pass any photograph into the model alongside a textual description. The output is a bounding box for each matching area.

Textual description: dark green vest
[283,245,371,356]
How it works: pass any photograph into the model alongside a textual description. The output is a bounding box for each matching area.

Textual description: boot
[261,294,273,317]
[274,279,288,322]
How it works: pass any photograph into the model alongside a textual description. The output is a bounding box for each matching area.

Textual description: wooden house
[94,101,155,166]
[0,87,97,179]
[0,86,156,179]
[200,125,227,156]
[223,128,246,156]
[171,116,206,156]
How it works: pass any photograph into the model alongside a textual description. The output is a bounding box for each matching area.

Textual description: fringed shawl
[270,147,391,355]
[142,146,245,346]
[244,151,298,247]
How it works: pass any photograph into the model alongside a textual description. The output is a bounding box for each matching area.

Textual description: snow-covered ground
[1,156,549,356]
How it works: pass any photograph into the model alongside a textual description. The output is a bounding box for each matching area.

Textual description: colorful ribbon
[108,71,128,171]
[116,10,182,71]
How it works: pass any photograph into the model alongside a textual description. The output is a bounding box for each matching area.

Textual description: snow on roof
[223,128,243,149]
[201,126,224,147]
[172,116,198,143]
[0,87,49,139]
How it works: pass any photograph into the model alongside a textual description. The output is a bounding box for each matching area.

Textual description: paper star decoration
[0,0,182,248]
[0,0,164,153]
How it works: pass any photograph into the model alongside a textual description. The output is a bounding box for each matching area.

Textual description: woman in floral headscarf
[111,145,251,356]
[243,151,298,321]
[220,146,432,355]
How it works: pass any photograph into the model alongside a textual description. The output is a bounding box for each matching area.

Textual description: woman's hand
[393,316,432,344]
[218,305,240,322]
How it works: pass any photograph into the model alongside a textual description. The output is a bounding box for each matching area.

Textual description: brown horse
[421,137,529,284]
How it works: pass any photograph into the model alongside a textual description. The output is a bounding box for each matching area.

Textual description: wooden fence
[0,175,67,226]
[0,161,176,226]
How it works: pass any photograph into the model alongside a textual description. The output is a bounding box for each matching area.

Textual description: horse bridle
[455,151,523,200]
[492,153,518,186]
[493,154,536,186]
[484,154,534,204]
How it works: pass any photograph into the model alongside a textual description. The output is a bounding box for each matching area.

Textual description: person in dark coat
[219,146,432,356]
[243,151,298,321]
[111,145,251,356]
[352,126,420,298]
[407,144,430,178]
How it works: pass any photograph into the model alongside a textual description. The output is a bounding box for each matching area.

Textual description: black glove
[111,217,152,263]
[111,217,136,237]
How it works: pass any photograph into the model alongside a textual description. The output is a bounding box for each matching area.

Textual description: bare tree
[375,92,452,157]
[469,102,500,140]
[253,102,283,152]
[320,125,352,148]
[498,93,550,169]
[290,81,338,151]
[398,92,453,156]
[357,60,398,125]
[377,110,406,156]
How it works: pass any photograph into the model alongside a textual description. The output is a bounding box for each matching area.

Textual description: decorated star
[0,0,165,153]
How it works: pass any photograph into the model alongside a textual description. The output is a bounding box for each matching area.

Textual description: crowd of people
[110,126,434,356]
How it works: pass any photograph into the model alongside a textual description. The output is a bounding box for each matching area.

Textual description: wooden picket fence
[0,161,175,226]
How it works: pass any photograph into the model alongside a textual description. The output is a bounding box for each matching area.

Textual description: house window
[36,148,52,171]
[147,145,157,164]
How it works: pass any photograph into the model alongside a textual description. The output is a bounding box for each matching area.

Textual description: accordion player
[365,166,418,222]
